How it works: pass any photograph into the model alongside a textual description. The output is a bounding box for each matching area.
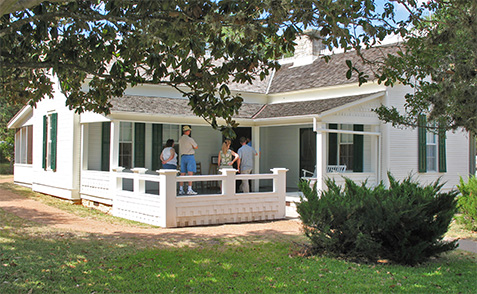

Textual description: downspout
[470,132,476,176]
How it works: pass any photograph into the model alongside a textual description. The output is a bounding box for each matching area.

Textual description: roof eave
[7,105,32,129]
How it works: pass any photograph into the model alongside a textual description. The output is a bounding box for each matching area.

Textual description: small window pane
[119,143,132,169]
[120,122,133,142]
[426,145,437,171]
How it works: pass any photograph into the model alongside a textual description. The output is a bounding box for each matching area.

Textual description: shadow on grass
[1,206,477,294]
[1,180,477,293]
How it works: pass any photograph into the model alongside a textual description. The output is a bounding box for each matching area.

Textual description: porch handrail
[111,167,288,227]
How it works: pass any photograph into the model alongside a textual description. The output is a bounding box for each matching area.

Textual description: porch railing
[111,168,288,228]
[80,170,112,204]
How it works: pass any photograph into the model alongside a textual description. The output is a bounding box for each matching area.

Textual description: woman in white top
[218,139,240,171]
[160,139,178,169]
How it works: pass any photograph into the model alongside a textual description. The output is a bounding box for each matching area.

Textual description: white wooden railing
[111,168,288,228]
[80,170,112,204]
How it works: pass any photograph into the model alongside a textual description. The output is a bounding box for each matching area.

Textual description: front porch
[80,168,288,227]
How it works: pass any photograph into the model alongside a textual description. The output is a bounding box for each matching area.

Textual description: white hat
[182,125,191,132]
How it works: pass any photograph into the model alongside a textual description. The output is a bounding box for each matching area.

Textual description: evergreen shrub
[456,176,477,231]
[297,173,458,265]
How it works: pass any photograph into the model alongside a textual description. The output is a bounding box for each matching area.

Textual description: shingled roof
[111,92,383,120]
[252,92,382,119]
[268,45,399,93]
[110,44,398,120]
[110,95,264,119]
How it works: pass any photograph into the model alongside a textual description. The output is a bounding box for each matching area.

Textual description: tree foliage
[374,0,477,133]
[0,0,423,136]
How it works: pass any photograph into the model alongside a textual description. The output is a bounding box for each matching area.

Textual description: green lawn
[1,183,476,293]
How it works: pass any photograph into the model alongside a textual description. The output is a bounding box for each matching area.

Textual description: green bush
[456,176,477,231]
[297,173,458,265]
[0,162,12,174]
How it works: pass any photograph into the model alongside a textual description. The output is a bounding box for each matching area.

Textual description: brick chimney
[292,29,324,67]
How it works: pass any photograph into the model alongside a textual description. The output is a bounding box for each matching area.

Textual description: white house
[8,35,475,227]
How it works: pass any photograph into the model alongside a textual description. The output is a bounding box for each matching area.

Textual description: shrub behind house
[456,176,477,231]
[297,174,458,265]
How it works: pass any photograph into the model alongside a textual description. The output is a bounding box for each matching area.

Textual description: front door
[300,128,316,179]
[230,127,252,153]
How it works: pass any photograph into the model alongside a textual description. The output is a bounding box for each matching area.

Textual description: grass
[1,183,476,293]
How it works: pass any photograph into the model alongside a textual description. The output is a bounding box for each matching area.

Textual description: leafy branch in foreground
[373,0,477,133]
[1,0,424,135]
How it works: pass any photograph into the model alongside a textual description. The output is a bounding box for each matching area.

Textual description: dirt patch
[0,178,304,247]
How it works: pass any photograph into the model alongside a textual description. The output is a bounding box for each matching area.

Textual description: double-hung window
[328,123,364,172]
[15,125,33,164]
[42,113,57,171]
[119,122,133,169]
[418,115,446,173]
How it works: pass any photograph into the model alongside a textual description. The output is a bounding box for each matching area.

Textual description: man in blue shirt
[238,137,256,193]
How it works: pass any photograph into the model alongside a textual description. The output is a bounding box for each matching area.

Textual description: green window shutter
[42,115,47,170]
[134,123,146,168]
[151,124,163,171]
[328,124,338,165]
[353,124,364,172]
[438,126,447,172]
[418,115,427,173]
[50,113,57,171]
[101,122,111,171]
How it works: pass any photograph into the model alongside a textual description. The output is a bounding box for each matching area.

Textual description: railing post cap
[220,168,237,175]
[271,167,289,173]
[131,168,148,174]
[157,169,179,175]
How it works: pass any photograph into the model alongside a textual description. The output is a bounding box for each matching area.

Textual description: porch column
[252,126,260,192]
[271,168,288,218]
[315,122,324,191]
[159,169,178,228]
[110,120,120,170]
[81,124,88,171]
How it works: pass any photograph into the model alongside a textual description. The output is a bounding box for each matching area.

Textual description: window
[162,124,180,145]
[328,124,363,172]
[339,125,354,169]
[418,115,446,173]
[426,130,438,172]
[119,122,133,169]
[15,125,33,164]
[101,122,110,171]
[42,113,57,171]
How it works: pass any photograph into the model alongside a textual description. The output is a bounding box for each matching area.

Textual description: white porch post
[271,168,288,218]
[131,168,148,194]
[159,169,177,228]
[221,168,237,196]
[314,121,324,191]
[252,126,260,192]
[109,121,120,200]
[81,124,88,171]
[110,120,120,170]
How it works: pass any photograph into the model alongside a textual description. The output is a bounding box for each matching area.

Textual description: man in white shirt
[238,137,255,193]
[178,125,198,195]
